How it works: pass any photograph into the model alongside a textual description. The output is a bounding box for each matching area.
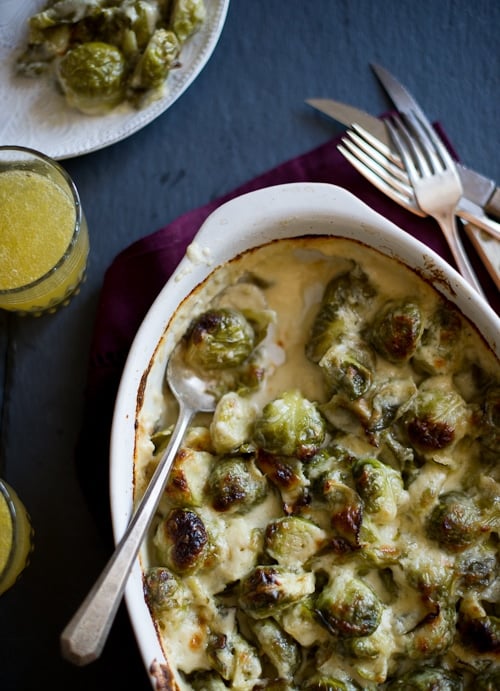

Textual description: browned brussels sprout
[318,339,374,400]
[386,666,463,690]
[153,507,208,574]
[143,567,184,615]
[315,571,383,638]
[406,604,456,659]
[402,383,469,454]
[207,457,267,514]
[352,457,403,522]
[238,565,315,619]
[264,516,327,567]
[457,596,500,655]
[414,305,464,374]
[206,630,262,684]
[254,390,326,459]
[369,300,423,363]
[306,263,375,363]
[426,491,482,551]
[183,308,256,371]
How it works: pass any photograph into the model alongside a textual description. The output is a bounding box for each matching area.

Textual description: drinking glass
[0,146,89,315]
[0,479,33,596]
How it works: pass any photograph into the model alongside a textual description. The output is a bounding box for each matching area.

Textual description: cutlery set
[307,64,500,296]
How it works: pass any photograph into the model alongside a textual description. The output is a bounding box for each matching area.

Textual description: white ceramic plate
[109,183,499,687]
[0,0,229,160]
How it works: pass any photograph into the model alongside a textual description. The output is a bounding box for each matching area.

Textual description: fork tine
[386,114,431,179]
[343,130,409,184]
[402,111,443,174]
[412,111,459,172]
[350,123,404,169]
[337,137,425,215]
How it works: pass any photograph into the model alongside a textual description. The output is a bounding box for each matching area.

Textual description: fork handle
[436,212,486,298]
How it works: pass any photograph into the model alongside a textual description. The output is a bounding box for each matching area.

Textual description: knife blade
[306,97,500,290]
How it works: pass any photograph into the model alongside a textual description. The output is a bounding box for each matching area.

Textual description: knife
[306,97,500,290]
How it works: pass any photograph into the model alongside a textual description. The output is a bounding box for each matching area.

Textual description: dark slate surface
[1,1,499,689]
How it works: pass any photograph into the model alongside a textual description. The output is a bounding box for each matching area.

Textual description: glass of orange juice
[0,146,89,315]
[0,479,34,596]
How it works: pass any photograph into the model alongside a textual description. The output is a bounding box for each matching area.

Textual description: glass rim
[0,145,83,296]
[0,480,17,580]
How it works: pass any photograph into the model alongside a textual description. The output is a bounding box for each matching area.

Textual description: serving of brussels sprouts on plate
[17,0,207,113]
[109,184,500,690]
[1,0,228,158]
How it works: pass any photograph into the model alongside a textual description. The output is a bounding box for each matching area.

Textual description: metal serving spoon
[60,342,216,666]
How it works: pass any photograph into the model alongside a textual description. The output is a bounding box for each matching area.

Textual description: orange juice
[0,147,89,315]
[0,480,33,596]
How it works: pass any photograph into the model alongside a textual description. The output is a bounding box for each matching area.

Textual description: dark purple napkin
[76,124,498,537]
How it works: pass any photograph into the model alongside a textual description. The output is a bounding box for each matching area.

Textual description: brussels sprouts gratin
[134,237,499,690]
[16,0,206,114]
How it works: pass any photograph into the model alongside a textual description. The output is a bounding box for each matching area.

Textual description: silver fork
[339,117,485,297]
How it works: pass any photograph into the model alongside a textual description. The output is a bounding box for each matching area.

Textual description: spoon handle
[60,401,193,666]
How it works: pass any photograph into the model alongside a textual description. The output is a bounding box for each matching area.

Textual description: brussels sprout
[319,339,374,400]
[207,457,267,514]
[306,264,375,363]
[256,452,308,511]
[315,571,383,638]
[249,618,301,679]
[456,549,497,591]
[327,483,364,548]
[130,28,179,91]
[190,671,227,690]
[239,565,315,619]
[480,385,500,456]
[206,630,262,685]
[352,457,403,523]
[402,381,469,454]
[369,300,423,363]
[386,666,463,690]
[164,447,213,507]
[426,491,482,551]
[457,595,500,655]
[413,305,464,375]
[153,507,208,574]
[367,378,417,433]
[278,595,330,647]
[304,675,350,690]
[253,680,299,691]
[183,308,256,371]
[264,516,328,567]
[254,390,326,459]
[476,667,500,691]
[57,42,126,114]
[406,604,456,659]
[170,0,207,43]
[210,392,257,454]
[143,567,184,615]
